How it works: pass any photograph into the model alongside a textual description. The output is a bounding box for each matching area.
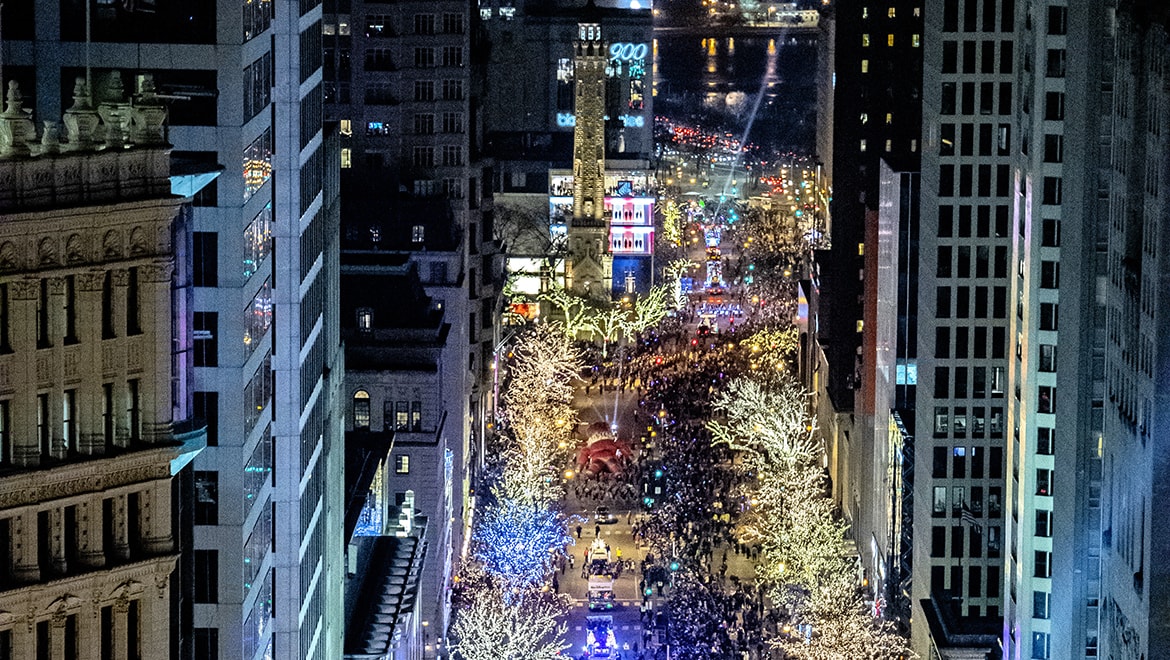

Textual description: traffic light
[669,560,680,572]
[654,468,664,479]
[643,496,655,508]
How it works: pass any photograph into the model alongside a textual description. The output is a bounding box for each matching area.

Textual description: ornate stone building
[566,21,613,300]
[0,79,204,659]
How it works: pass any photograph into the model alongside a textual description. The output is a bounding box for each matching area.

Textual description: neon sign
[609,43,649,61]
[557,113,643,128]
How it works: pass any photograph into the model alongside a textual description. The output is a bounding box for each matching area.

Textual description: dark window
[1000,40,1013,74]
[36,279,50,348]
[939,206,954,236]
[1042,177,1062,205]
[937,287,952,318]
[939,164,954,197]
[941,83,956,115]
[1046,49,1066,77]
[938,246,953,277]
[128,379,140,443]
[0,284,9,352]
[990,447,1004,479]
[194,550,218,603]
[932,526,946,557]
[943,0,958,31]
[193,233,219,288]
[1039,303,1058,330]
[1047,6,1067,34]
[1037,426,1054,454]
[935,367,950,398]
[934,447,948,478]
[999,82,1012,115]
[102,272,115,339]
[943,41,958,73]
[37,393,50,458]
[963,41,976,74]
[194,629,219,660]
[62,275,78,344]
[194,392,220,446]
[936,327,951,358]
[101,384,115,451]
[0,400,9,466]
[1043,134,1063,163]
[1045,92,1065,120]
[126,268,140,336]
[195,471,219,525]
[194,312,218,367]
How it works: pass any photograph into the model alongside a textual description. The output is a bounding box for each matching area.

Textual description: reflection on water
[653,32,818,154]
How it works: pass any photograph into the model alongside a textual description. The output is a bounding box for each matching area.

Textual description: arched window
[353,390,371,430]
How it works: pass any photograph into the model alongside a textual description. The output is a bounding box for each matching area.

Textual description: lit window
[886,112,893,124]
[341,148,351,169]
[858,243,865,256]
[888,34,895,47]
[888,6,895,17]
[860,139,867,152]
[339,119,352,136]
[885,139,893,151]
[358,308,373,331]
[395,455,410,474]
[862,33,871,46]
[913,33,921,47]
[353,391,370,431]
[861,59,869,73]
[412,225,425,243]
[856,320,864,332]
[860,113,869,124]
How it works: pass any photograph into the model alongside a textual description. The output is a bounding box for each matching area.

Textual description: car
[595,506,617,524]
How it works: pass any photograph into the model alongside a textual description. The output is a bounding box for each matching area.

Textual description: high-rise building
[0,82,204,659]
[912,0,1018,653]
[322,0,504,632]
[1098,1,1170,658]
[1002,1,1110,659]
[5,2,347,658]
[808,0,923,629]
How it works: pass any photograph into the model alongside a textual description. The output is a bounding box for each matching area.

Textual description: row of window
[932,405,1005,438]
[940,80,1012,117]
[931,484,1004,520]
[859,32,920,48]
[942,39,1013,76]
[934,325,1008,360]
[935,285,1008,319]
[937,244,1009,279]
[938,163,1012,198]
[411,12,466,36]
[0,599,147,660]
[352,391,425,433]
[929,523,1004,560]
[411,145,464,167]
[0,272,142,353]
[0,382,142,467]
[193,208,273,287]
[0,491,149,588]
[940,0,1014,34]
[940,123,1011,157]
[932,445,1005,480]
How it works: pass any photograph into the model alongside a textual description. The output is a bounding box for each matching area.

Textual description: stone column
[111,597,129,660]
[111,495,130,562]
[50,506,66,575]
[139,261,174,445]
[10,278,40,466]
[76,499,105,569]
[11,512,39,582]
[80,592,103,660]
[77,272,108,455]
[50,610,67,660]
[139,573,171,659]
[138,480,173,555]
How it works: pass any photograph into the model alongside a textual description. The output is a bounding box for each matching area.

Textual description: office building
[0,85,204,658]
[807,0,923,628]
[1002,1,1109,659]
[912,0,1017,653]
[1098,1,1170,658]
[4,2,348,658]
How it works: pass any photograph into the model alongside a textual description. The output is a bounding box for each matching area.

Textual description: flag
[961,501,981,529]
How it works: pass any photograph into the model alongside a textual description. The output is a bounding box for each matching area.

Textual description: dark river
[652,31,819,155]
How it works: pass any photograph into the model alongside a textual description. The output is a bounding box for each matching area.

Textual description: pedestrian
[595,524,601,537]
[577,524,583,539]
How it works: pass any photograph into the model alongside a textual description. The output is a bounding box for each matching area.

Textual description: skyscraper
[1098,1,1170,657]
[3,2,347,658]
[912,0,1017,652]
[1002,1,1109,658]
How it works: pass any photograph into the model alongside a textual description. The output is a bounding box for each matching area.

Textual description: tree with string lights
[449,576,570,660]
[470,497,573,593]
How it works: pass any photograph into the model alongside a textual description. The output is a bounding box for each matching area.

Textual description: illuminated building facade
[913,0,1016,654]
[0,88,204,658]
[4,2,348,658]
[1002,2,1110,659]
